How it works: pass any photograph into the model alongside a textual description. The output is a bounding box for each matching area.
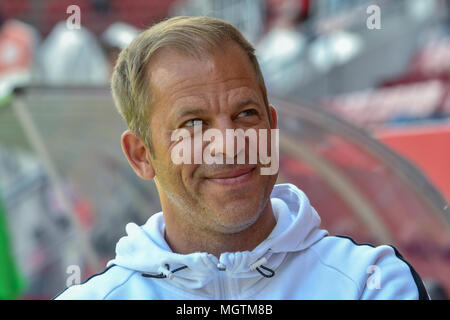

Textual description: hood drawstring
[142,264,188,279]
[249,257,275,278]
[142,255,276,280]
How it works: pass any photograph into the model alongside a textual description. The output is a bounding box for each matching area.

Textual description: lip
[205,166,256,185]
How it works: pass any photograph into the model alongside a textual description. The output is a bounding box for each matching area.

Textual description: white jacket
[55,184,428,300]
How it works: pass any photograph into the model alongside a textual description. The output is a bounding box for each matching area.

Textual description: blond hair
[111,16,269,154]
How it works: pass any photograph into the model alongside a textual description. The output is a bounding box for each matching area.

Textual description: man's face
[147,42,278,235]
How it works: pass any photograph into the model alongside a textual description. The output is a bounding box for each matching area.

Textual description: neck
[163,200,276,258]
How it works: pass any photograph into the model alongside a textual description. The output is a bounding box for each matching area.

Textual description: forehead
[147,42,261,105]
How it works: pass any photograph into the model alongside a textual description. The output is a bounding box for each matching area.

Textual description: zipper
[211,256,227,299]
[208,254,228,299]
[217,266,226,299]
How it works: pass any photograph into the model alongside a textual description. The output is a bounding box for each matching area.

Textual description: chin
[200,177,275,233]
[215,218,258,235]
[209,201,264,234]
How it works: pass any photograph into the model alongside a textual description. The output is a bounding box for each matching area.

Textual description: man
[55,16,428,300]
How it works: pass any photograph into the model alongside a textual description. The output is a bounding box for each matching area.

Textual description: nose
[209,118,234,159]
[205,117,252,165]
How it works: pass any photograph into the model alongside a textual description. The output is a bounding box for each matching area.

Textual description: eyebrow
[173,97,262,120]
[233,98,261,111]
[175,108,208,120]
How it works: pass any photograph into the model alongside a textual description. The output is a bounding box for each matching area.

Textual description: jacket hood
[107,184,328,289]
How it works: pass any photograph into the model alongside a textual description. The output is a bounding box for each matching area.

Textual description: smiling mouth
[205,165,257,185]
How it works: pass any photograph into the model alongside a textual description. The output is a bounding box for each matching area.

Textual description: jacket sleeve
[359,245,429,300]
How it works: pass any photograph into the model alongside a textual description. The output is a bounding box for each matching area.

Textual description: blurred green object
[0,192,26,300]
[0,93,13,109]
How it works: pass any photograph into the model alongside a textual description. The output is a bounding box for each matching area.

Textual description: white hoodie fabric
[55,184,428,300]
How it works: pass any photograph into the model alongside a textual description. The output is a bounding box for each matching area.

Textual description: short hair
[111,16,269,154]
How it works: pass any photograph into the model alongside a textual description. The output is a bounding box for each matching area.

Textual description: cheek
[155,158,198,194]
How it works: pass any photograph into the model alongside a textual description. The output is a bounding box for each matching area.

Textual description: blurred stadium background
[0,0,449,300]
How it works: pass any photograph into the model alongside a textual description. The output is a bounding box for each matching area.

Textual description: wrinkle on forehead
[169,78,259,104]
[146,43,271,130]
[148,44,259,102]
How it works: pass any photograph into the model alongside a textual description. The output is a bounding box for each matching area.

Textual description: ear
[268,104,278,130]
[121,130,155,180]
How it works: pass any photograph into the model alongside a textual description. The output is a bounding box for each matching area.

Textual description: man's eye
[237,109,258,118]
[183,119,203,127]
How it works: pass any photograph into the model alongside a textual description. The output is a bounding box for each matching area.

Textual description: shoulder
[54,264,136,300]
[309,235,429,300]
